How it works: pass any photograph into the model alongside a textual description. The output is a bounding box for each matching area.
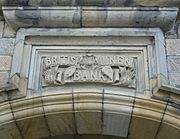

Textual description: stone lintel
[2,7,179,32]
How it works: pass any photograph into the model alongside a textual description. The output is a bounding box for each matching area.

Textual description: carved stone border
[9,28,168,99]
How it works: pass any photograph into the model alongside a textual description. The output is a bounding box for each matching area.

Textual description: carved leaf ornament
[64,66,76,80]
[102,66,113,80]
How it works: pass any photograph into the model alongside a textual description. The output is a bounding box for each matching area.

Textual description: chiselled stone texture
[0,72,9,84]
[166,39,180,87]
[169,73,180,87]
[0,56,12,71]
[166,39,180,56]
[167,56,180,72]
[0,38,15,55]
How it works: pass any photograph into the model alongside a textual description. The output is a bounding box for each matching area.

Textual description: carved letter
[45,57,51,67]
[81,70,89,81]
[74,71,81,81]
[90,70,98,81]
[70,56,76,65]
[52,56,58,65]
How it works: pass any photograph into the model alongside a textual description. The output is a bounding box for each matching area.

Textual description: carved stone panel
[9,28,168,97]
[42,53,136,89]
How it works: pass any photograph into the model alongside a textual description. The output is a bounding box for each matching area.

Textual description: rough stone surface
[166,39,180,55]
[0,56,12,71]
[0,38,15,55]
[169,73,180,86]
[167,56,180,72]
[0,71,9,84]
[166,39,180,87]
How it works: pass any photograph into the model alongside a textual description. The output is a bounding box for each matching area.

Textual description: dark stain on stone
[72,10,80,25]
[76,0,109,7]
[103,7,108,23]
[124,0,133,6]
[17,0,29,6]
[132,9,163,29]
[57,0,75,6]
[5,0,18,5]
[15,9,40,26]
[136,6,160,11]
[39,0,57,6]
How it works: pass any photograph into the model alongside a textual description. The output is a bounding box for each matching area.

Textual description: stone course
[0,21,15,85]
[0,38,15,55]
[0,56,12,71]
[0,71,9,84]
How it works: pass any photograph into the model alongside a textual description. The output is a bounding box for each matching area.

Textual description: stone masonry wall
[166,24,180,87]
[0,21,15,86]
[0,21,180,88]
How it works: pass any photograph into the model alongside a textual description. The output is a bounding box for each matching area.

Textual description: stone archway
[0,91,179,139]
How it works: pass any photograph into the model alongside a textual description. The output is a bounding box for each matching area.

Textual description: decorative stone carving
[42,54,136,88]
[9,28,168,94]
